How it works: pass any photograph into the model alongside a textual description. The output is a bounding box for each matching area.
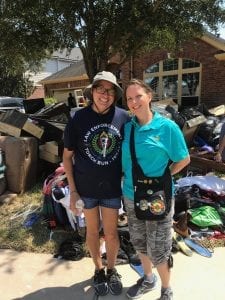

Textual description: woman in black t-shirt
[63,71,130,297]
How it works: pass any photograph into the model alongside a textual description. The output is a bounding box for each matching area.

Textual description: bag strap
[129,124,171,186]
[129,124,145,179]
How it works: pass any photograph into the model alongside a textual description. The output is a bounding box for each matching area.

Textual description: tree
[1,0,225,82]
[0,0,61,96]
[43,0,225,80]
[0,67,33,98]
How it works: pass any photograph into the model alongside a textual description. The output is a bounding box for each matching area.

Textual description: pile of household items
[153,100,225,257]
[154,100,225,173]
[1,98,225,261]
[173,174,225,257]
[0,99,69,200]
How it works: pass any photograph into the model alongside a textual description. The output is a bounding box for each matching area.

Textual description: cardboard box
[39,145,61,164]
[45,141,59,156]
[0,110,44,139]
[182,115,207,147]
[40,141,59,156]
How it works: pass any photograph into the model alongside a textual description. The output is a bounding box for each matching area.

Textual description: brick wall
[121,38,225,108]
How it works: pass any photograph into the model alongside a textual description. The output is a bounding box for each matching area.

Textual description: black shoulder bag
[130,125,172,220]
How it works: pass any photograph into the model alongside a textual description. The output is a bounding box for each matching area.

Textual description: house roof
[200,31,225,61]
[201,31,225,51]
[40,59,88,84]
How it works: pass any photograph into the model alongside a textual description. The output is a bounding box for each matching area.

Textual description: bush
[44,97,57,105]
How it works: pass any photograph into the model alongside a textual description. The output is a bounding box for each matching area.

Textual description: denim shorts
[82,196,122,209]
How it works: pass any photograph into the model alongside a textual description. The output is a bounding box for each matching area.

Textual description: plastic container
[75,199,84,213]
[75,199,85,227]
[77,213,86,228]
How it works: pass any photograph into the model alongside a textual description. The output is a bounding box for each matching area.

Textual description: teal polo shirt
[122,111,189,201]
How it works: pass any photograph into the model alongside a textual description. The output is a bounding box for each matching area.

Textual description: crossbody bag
[130,124,172,220]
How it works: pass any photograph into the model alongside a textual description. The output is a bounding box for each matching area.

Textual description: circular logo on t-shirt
[83,123,121,166]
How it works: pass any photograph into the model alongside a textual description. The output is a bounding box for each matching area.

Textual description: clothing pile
[173,175,225,252]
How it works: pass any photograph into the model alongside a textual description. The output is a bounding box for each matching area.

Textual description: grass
[1,168,224,255]
[0,181,79,254]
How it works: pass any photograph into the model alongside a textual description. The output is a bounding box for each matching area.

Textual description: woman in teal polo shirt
[122,79,190,300]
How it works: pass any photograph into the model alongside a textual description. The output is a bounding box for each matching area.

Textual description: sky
[218,26,225,38]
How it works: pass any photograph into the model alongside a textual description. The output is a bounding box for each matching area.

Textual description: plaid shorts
[124,197,174,266]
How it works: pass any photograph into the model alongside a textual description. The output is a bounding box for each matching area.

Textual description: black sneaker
[126,274,157,299]
[93,268,108,296]
[158,287,173,300]
[107,268,123,295]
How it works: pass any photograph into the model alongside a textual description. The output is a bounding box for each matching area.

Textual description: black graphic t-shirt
[64,106,130,199]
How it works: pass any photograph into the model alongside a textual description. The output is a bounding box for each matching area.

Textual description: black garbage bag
[54,237,85,261]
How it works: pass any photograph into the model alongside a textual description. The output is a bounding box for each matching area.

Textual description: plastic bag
[176,175,225,195]
[51,186,77,230]
[189,206,223,227]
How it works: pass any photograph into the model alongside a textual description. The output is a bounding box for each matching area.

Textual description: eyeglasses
[94,85,116,97]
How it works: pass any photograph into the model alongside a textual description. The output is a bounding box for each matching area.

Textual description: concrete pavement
[0,247,224,300]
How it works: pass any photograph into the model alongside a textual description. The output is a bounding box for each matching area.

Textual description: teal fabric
[122,112,189,200]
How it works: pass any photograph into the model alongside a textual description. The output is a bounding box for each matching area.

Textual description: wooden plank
[0,122,21,137]
[23,120,44,139]
[0,110,27,128]
[190,154,225,173]
[0,110,44,139]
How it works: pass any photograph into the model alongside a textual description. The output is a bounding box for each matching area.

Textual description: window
[163,59,178,71]
[182,73,199,96]
[145,63,159,73]
[182,59,200,69]
[143,58,201,105]
[162,75,178,98]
